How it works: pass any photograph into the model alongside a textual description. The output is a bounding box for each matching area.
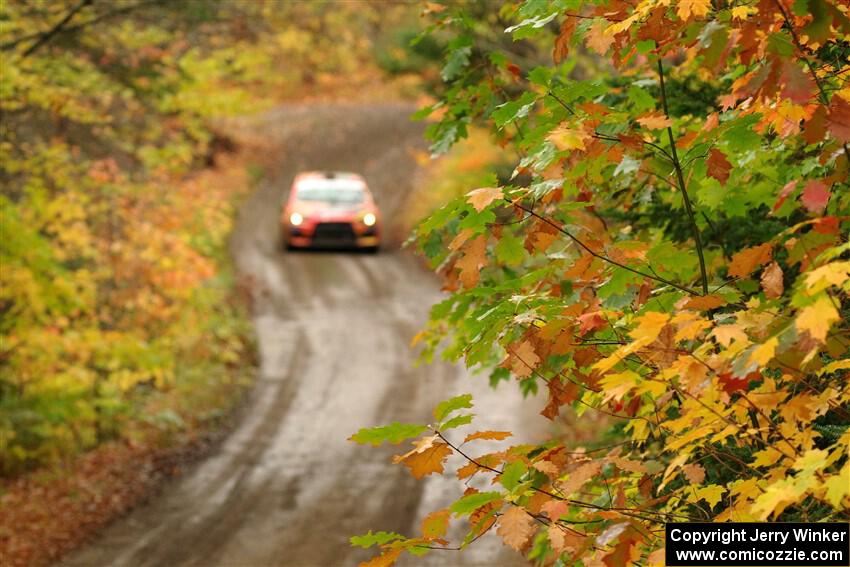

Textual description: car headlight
[363,212,377,227]
[290,212,303,226]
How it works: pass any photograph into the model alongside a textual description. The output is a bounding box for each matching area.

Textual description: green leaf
[349,422,428,446]
[450,491,503,516]
[440,413,474,430]
[434,393,474,422]
[350,531,405,549]
[495,232,525,265]
[499,460,527,491]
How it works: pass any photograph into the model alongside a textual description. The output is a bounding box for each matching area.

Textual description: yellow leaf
[731,5,756,20]
[466,187,504,212]
[547,124,589,151]
[805,261,850,294]
[749,336,778,366]
[629,311,670,343]
[796,296,839,341]
[600,370,640,403]
[793,449,828,476]
[751,447,784,468]
[688,484,725,508]
[677,0,711,20]
[823,464,850,507]
[752,478,807,519]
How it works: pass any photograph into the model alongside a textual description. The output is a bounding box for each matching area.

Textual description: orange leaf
[760,261,784,299]
[676,0,710,20]
[457,235,487,288]
[683,294,727,310]
[637,112,672,130]
[393,437,453,479]
[509,340,540,378]
[359,548,402,567]
[464,430,513,443]
[497,506,535,551]
[728,243,772,278]
[553,17,576,63]
[585,20,614,55]
[466,187,503,212]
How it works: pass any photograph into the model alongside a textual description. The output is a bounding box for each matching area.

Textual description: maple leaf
[683,463,706,484]
[421,509,451,539]
[683,294,727,310]
[688,484,725,508]
[553,17,576,63]
[558,461,602,495]
[457,235,487,288]
[636,112,673,130]
[585,20,614,55]
[359,548,402,567]
[801,180,830,214]
[497,506,535,551]
[779,61,815,104]
[464,430,512,443]
[827,95,850,143]
[547,124,589,151]
[466,187,503,212]
[509,340,540,378]
[796,296,839,342]
[393,436,453,479]
[718,370,760,395]
[676,0,710,20]
[760,262,783,299]
[728,243,772,278]
[706,149,732,184]
[629,311,669,343]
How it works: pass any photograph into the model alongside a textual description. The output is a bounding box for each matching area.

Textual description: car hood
[292,201,371,217]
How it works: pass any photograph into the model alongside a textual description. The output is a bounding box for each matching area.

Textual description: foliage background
[352,1,850,565]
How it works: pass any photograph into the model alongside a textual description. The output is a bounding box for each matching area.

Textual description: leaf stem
[656,60,709,295]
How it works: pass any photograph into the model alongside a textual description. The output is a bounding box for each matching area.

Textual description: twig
[21,0,93,57]
[657,60,709,295]
[510,198,701,295]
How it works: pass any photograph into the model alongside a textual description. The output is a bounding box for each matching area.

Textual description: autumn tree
[351,0,850,564]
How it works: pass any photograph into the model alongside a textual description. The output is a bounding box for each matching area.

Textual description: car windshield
[296,180,365,204]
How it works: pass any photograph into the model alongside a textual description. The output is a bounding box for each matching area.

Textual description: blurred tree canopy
[0,0,422,474]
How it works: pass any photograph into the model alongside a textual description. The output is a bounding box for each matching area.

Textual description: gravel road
[62,104,549,567]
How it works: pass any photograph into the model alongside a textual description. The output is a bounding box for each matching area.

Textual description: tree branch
[657,60,709,295]
[20,0,93,57]
[510,199,701,296]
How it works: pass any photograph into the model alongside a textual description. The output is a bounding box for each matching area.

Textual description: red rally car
[281,171,381,252]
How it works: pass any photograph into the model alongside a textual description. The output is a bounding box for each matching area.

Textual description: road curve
[62,104,548,567]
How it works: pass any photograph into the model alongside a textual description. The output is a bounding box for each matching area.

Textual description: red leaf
[779,61,815,104]
[801,180,830,214]
[773,180,797,212]
[718,371,760,395]
[706,149,732,184]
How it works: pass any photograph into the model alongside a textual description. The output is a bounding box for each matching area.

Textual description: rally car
[281,171,380,252]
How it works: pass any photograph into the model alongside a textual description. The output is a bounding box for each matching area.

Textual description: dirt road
[62,104,548,567]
